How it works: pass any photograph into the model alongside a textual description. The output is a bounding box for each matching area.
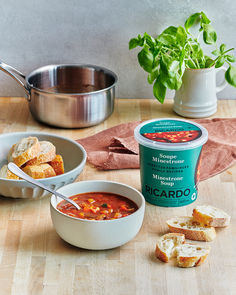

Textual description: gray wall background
[0,0,236,99]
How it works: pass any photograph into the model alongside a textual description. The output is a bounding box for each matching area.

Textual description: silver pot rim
[26,63,118,96]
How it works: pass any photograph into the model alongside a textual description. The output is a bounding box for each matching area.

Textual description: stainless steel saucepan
[0,61,117,128]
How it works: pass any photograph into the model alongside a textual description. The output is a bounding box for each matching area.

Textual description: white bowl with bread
[0,132,87,199]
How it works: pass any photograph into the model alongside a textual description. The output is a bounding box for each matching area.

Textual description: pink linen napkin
[77,118,236,181]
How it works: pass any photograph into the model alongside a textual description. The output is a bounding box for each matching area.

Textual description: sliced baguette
[48,154,64,175]
[22,165,45,179]
[11,137,40,167]
[192,205,231,227]
[26,141,56,166]
[155,233,185,263]
[8,144,16,162]
[166,216,216,242]
[174,243,210,268]
[39,163,56,178]
[0,164,20,180]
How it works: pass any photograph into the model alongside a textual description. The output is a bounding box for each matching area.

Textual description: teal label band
[139,145,202,207]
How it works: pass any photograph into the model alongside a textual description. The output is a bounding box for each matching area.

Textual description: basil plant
[129,12,236,103]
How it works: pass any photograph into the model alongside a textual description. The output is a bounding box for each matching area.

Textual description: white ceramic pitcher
[173,67,227,118]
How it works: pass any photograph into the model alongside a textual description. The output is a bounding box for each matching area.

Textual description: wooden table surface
[0,97,236,295]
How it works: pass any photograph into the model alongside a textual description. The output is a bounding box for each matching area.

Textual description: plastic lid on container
[134,118,208,151]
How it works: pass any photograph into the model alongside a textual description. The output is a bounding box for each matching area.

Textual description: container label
[139,145,202,207]
[140,120,202,144]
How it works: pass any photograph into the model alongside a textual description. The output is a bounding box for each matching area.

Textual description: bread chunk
[192,205,231,227]
[11,137,40,167]
[39,163,56,178]
[22,165,45,179]
[174,243,211,268]
[26,141,56,166]
[166,216,216,242]
[8,144,16,162]
[49,154,64,175]
[0,164,19,180]
[155,233,185,262]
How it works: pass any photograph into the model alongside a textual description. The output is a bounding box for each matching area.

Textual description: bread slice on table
[192,205,230,227]
[48,154,64,175]
[26,141,56,166]
[0,164,19,180]
[174,243,211,268]
[155,233,185,262]
[166,216,216,242]
[11,137,40,167]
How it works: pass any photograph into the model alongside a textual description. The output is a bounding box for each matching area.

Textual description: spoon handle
[8,162,80,210]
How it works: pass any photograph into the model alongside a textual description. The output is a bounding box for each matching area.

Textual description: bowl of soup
[50,180,145,250]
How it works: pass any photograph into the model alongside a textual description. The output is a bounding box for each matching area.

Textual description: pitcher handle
[0,61,30,99]
[215,66,227,93]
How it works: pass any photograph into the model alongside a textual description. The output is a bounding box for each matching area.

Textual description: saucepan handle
[0,61,31,100]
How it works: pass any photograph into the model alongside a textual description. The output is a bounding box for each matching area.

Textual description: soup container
[134,118,208,207]
[50,180,145,250]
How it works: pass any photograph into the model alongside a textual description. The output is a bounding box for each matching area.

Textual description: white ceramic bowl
[50,180,145,250]
[0,132,87,199]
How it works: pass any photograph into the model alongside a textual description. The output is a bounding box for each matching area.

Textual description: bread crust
[175,244,210,268]
[40,163,56,178]
[155,233,185,263]
[12,137,40,167]
[177,253,209,268]
[8,144,16,162]
[192,205,231,227]
[0,164,19,180]
[26,141,56,166]
[166,217,216,242]
[49,154,64,175]
[22,165,45,179]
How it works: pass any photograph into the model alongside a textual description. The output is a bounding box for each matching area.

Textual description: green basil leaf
[176,26,187,46]
[202,24,217,44]
[129,37,143,50]
[205,58,215,68]
[215,56,225,68]
[220,44,226,53]
[198,48,204,59]
[225,66,236,87]
[143,32,156,48]
[168,60,179,73]
[200,11,210,25]
[156,34,176,46]
[179,49,186,76]
[147,70,159,84]
[186,59,196,69]
[184,12,201,33]
[160,55,170,74]
[227,55,236,62]
[191,44,203,58]
[138,47,153,73]
[160,55,179,77]
[153,76,166,103]
[161,26,178,36]
[160,72,182,90]
[211,49,220,56]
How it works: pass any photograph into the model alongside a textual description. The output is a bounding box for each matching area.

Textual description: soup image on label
[57,192,138,220]
[142,130,202,143]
